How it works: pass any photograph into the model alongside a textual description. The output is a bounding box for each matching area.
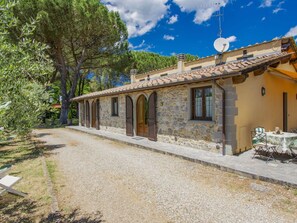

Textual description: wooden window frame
[191,86,213,121]
[111,97,119,116]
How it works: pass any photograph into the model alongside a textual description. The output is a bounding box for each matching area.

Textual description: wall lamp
[261,87,266,96]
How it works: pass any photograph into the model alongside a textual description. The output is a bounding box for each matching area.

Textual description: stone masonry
[79,81,226,154]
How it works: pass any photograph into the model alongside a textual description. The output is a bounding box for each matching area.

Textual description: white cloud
[273,7,284,13]
[173,0,228,24]
[129,40,154,51]
[273,1,285,14]
[129,40,145,49]
[226,35,237,43]
[261,17,266,21]
[285,25,297,37]
[167,15,178,24]
[247,1,253,7]
[163,35,175,41]
[102,0,168,37]
[241,1,253,8]
[260,0,275,8]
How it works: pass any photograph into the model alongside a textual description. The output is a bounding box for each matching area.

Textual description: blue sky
[103,0,297,57]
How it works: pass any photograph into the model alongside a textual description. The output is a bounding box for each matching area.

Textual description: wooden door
[92,101,96,128]
[148,92,157,141]
[126,96,133,136]
[81,102,85,126]
[283,92,288,132]
[137,95,148,137]
[86,101,90,128]
[96,99,100,130]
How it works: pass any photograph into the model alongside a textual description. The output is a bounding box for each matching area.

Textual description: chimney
[177,54,185,74]
[130,69,137,83]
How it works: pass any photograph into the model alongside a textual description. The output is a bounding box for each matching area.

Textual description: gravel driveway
[35,128,297,223]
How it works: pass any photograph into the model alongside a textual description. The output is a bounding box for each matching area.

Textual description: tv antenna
[213,2,229,54]
[215,2,223,37]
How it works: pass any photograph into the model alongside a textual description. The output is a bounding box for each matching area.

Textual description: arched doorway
[126,96,133,136]
[136,95,148,137]
[85,101,90,128]
[95,99,100,130]
[80,102,85,126]
[91,101,96,128]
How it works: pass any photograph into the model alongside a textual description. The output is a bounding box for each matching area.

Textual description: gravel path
[35,128,296,223]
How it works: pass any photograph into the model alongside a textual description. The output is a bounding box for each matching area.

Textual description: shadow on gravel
[40,209,105,223]
[0,196,104,223]
[34,133,52,138]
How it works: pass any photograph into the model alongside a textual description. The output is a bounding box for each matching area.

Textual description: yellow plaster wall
[234,64,297,153]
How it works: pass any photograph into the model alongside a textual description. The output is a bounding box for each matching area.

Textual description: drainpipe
[214,80,226,156]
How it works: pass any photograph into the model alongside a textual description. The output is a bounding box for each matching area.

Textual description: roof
[137,37,293,77]
[72,51,292,101]
[269,67,297,80]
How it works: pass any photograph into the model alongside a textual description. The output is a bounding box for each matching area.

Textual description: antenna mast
[215,2,223,37]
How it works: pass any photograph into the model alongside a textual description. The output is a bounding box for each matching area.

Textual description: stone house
[72,37,297,155]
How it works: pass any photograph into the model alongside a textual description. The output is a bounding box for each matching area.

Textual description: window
[111,97,119,116]
[191,86,213,121]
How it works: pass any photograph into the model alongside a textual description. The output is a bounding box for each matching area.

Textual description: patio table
[266,132,297,156]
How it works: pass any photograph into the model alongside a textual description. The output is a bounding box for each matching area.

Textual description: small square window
[111,97,119,116]
[191,86,213,121]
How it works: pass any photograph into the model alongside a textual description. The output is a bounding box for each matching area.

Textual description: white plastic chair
[0,175,27,197]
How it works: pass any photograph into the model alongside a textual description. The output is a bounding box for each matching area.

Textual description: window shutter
[148,92,157,141]
[86,101,90,128]
[96,99,100,130]
[126,96,134,136]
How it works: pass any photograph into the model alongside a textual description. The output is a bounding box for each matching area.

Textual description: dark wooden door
[91,101,96,128]
[148,92,157,141]
[283,92,288,132]
[81,102,85,126]
[126,96,133,136]
[86,101,90,128]
[96,99,100,130]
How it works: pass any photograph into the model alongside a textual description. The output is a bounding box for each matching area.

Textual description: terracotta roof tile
[72,52,291,101]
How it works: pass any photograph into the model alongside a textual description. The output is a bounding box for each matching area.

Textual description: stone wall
[99,95,126,135]
[156,83,224,153]
[80,81,225,154]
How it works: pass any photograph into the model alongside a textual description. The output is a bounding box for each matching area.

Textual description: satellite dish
[214,37,230,53]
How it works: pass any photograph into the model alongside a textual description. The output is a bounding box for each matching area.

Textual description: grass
[0,135,103,223]
[46,160,56,182]
[0,138,52,222]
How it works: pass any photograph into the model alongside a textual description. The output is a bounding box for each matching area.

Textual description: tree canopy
[0,2,53,138]
[13,0,130,124]
[131,51,198,74]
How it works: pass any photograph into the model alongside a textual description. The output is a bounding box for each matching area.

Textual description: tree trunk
[60,97,69,124]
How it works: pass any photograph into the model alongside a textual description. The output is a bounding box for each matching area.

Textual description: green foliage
[131,51,198,74]
[13,0,130,124]
[0,1,53,137]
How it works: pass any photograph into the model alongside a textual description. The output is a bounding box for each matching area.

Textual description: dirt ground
[34,128,297,223]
